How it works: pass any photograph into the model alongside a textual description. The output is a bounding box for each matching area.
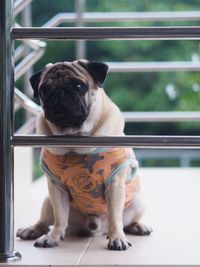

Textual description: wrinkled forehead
[39,61,92,87]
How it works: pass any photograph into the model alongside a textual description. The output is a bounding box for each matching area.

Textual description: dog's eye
[75,83,87,94]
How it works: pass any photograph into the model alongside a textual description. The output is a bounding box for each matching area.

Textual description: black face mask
[42,87,89,129]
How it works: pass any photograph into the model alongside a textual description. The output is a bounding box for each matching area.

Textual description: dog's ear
[78,60,109,87]
[29,70,43,98]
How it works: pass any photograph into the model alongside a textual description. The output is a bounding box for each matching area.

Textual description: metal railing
[108,61,200,72]
[43,11,200,25]
[135,148,200,167]
[1,0,200,263]
[11,135,200,148]
[11,26,200,40]
[13,5,200,127]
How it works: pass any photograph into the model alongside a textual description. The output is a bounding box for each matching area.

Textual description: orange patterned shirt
[41,147,139,215]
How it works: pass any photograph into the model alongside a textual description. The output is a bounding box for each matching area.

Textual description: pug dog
[17,59,152,250]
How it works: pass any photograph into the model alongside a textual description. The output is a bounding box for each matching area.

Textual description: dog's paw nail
[34,235,59,248]
[60,235,65,241]
[16,224,49,240]
[124,223,152,236]
[16,227,38,240]
[108,238,130,251]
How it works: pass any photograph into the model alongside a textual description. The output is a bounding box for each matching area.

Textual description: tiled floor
[1,148,200,266]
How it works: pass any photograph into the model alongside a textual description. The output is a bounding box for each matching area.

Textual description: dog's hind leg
[123,192,152,236]
[16,197,53,240]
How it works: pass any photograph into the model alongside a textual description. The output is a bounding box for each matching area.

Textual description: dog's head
[30,59,108,130]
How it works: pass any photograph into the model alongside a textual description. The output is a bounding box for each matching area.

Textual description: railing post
[75,0,86,59]
[0,0,21,262]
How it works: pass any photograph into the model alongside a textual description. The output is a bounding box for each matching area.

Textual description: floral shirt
[41,147,139,215]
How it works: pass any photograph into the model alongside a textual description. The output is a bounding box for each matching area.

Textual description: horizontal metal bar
[123,111,200,122]
[11,26,200,40]
[14,23,47,49]
[43,12,200,27]
[135,148,200,159]
[109,62,200,72]
[12,135,200,148]
[83,11,200,22]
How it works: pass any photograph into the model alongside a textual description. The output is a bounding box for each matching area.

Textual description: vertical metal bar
[21,3,33,125]
[0,0,21,262]
[21,4,33,99]
[75,0,86,59]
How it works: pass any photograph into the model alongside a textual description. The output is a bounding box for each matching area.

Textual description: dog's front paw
[124,222,152,236]
[107,235,131,251]
[16,223,49,240]
[34,235,59,248]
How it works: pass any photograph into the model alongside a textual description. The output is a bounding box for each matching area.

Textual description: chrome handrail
[123,111,200,122]
[11,26,200,40]
[43,11,200,26]
[108,61,200,72]
[0,0,21,262]
[12,135,200,148]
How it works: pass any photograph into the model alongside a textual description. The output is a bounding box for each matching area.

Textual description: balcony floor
[1,148,200,266]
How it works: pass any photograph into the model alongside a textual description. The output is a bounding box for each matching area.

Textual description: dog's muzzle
[43,89,89,129]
